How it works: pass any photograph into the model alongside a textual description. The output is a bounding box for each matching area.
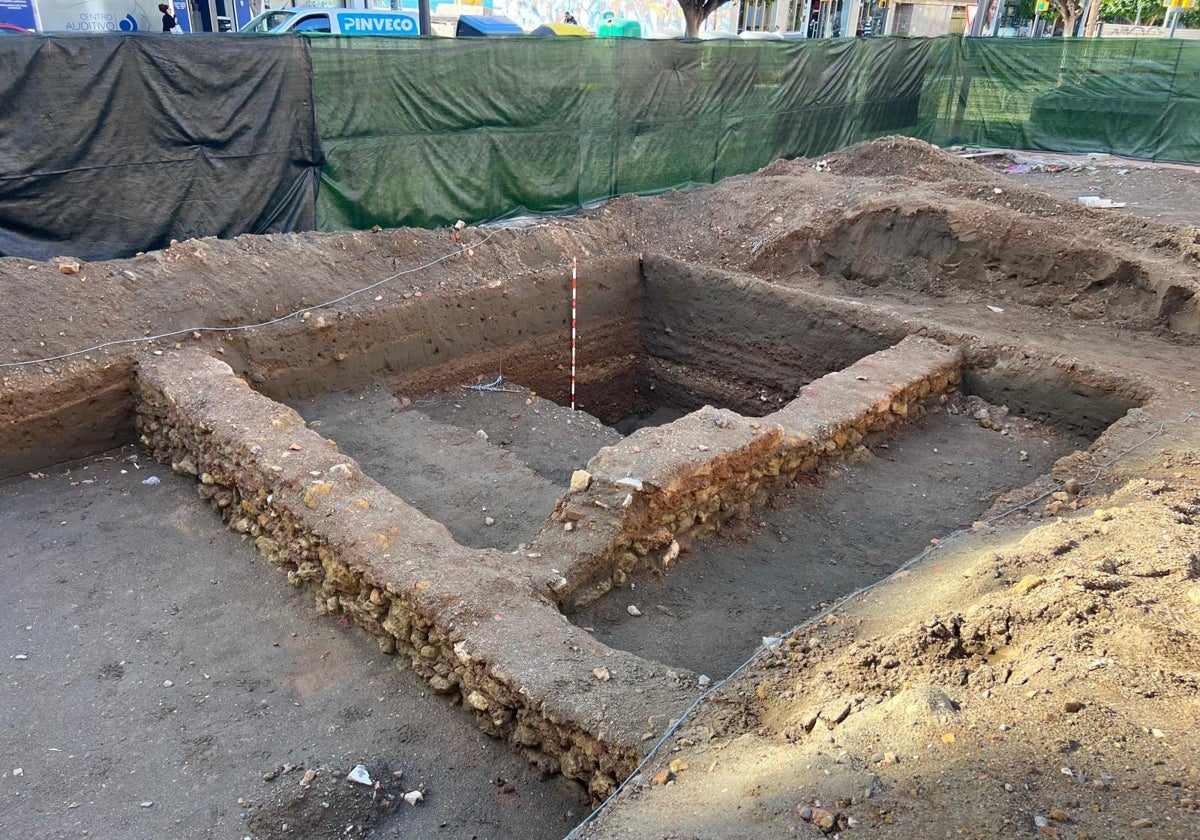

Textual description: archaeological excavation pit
[0,245,1149,832]
[213,253,1143,691]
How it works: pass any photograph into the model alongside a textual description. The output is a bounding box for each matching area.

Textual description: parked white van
[241,7,421,35]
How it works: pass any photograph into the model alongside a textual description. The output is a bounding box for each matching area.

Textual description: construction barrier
[0,34,1195,259]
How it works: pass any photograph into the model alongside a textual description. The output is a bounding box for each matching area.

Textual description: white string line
[0,227,511,369]
[562,411,1197,840]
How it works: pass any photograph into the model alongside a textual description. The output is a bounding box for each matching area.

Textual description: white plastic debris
[347,764,373,786]
[140,801,154,808]
[616,477,643,491]
[626,605,642,617]
[762,635,784,650]
[987,305,1005,314]
[403,790,424,806]
[1077,196,1126,209]
[142,476,161,486]
[698,675,712,688]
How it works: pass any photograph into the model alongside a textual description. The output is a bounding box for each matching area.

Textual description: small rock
[810,807,838,830]
[822,700,852,727]
[698,674,711,688]
[300,769,317,787]
[797,805,813,821]
[1048,807,1069,822]
[140,801,153,808]
[651,768,674,787]
[1063,478,1082,496]
[1130,818,1154,829]
[13,768,23,777]
[569,470,592,493]
[1012,575,1045,595]
[1063,700,1083,714]
[662,540,680,566]
[1019,450,1029,462]
[593,667,611,682]
[347,764,373,786]
[626,605,642,617]
[162,680,173,688]
[484,517,496,526]
[403,789,424,805]
[59,261,81,275]
[13,654,27,661]
[1151,728,1165,739]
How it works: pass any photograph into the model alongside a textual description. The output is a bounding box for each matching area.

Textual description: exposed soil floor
[574,399,1075,678]
[0,452,588,840]
[998,152,1200,227]
[2,136,1199,840]
[291,385,620,552]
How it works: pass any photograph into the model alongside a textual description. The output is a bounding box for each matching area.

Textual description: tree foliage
[1100,0,1200,25]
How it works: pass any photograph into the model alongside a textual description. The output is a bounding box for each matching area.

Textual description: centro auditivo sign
[334,10,418,33]
[0,0,193,31]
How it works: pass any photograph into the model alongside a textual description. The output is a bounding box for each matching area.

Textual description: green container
[597,18,641,38]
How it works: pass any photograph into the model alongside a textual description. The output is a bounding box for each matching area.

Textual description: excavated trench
[271,254,1141,678]
[1,250,1146,818]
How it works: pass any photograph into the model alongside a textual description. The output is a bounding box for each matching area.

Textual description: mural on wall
[494,0,736,34]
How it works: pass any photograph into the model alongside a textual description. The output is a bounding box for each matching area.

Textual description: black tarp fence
[0,34,1195,261]
[0,34,320,261]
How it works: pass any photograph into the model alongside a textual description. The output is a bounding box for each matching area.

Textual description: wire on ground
[562,410,1197,840]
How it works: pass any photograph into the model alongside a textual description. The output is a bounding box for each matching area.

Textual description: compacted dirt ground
[0,452,589,840]
[2,137,1198,840]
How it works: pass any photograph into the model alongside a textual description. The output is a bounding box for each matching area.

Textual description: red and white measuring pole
[570,257,577,411]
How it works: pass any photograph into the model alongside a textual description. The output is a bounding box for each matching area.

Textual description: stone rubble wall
[534,336,964,610]
[134,349,696,800]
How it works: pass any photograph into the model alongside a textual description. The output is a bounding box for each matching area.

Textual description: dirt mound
[822,135,989,181]
[579,476,1200,839]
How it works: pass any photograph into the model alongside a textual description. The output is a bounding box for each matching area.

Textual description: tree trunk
[682,4,705,38]
[1083,0,1100,36]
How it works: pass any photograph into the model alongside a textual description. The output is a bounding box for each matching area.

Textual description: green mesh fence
[926,37,1200,161]
[309,36,948,231]
[308,35,1198,232]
